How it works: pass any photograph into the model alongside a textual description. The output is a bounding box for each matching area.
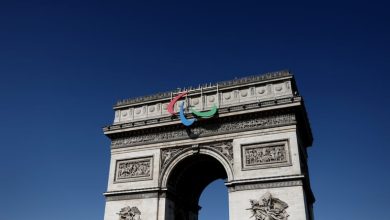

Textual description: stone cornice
[104,187,161,201]
[228,180,303,192]
[115,70,292,108]
[108,110,297,148]
[104,96,301,133]
[110,71,297,125]
[226,174,305,192]
[103,175,313,201]
[103,71,313,147]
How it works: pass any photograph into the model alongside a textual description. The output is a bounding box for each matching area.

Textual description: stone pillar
[226,130,314,220]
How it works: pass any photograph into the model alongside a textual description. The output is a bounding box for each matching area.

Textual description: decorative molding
[161,147,186,169]
[111,72,294,124]
[242,140,291,170]
[209,141,233,164]
[111,113,296,148]
[106,97,301,133]
[228,180,302,192]
[115,70,291,107]
[106,192,159,201]
[114,157,153,183]
[248,192,289,220]
[160,140,234,172]
[117,206,141,220]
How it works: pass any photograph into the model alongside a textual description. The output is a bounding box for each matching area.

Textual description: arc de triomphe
[102,70,315,220]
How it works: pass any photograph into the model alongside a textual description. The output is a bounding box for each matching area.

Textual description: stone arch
[160,145,234,189]
[159,145,234,220]
[103,72,316,220]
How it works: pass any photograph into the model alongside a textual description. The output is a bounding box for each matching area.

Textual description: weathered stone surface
[242,140,291,170]
[248,192,289,220]
[110,113,296,148]
[102,71,315,220]
[112,71,293,124]
[115,70,291,108]
[117,206,141,220]
[115,157,153,182]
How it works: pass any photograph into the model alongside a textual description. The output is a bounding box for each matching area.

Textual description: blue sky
[0,1,389,220]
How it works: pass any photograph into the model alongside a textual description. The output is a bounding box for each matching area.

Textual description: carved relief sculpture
[115,157,152,182]
[103,71,315,220]
[111,113,296,148]
[115,71,290,106]
[211,141,233,164]
[161,147,186,169]
[160,140,234,172]
[246,145,286,165]
[242,140,290,170]
[117,206,141,220]
[248,192,289,220]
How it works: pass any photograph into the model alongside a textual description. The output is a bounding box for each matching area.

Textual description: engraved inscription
[115,157,152,182]
[242,140,290,170]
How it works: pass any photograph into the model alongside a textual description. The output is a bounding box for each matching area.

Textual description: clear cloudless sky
[0,1,389,220]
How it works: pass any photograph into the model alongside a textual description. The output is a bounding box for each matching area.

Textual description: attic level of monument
[102,70,315,220]
[104,70,312,146]
[114,70,293,108]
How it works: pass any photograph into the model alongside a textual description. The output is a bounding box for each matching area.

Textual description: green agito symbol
[167,91,218,126]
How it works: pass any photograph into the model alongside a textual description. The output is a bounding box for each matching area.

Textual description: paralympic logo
[167,91,218,126]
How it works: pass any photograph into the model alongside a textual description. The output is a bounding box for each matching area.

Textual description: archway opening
[199,179,229,220]
[166,154,229,220]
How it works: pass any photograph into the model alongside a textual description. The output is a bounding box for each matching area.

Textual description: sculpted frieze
[160,141,233,173]
[115,71,290,107]
[209,141,233,164]
[161,147,186,169]
[115,157,153,182]
[111,114,296,148]
[242,140,290,170]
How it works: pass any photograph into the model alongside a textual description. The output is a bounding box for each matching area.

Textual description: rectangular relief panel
[241,140,291,170]
[114,156,153,183]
